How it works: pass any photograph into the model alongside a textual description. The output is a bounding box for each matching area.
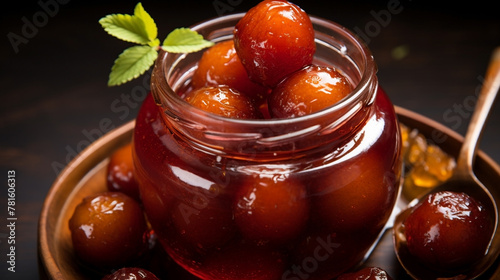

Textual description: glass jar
[133,13,402,280]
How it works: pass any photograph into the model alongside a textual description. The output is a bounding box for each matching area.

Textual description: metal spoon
[393,47,500,280]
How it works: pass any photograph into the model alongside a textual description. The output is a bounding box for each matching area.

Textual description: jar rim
[152,13,377,128]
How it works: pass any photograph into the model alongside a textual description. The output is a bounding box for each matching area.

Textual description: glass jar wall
[133,14,402,280]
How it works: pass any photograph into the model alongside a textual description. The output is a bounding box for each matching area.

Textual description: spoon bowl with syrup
[393,47,500,280]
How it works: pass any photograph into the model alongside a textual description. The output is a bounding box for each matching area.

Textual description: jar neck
[150,15,378,160]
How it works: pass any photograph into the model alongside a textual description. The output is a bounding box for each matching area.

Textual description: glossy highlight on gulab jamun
[102,267,160,280]
[184,86,261,119]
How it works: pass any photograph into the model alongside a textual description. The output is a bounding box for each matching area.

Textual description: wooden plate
[38,107,500,279]
[38,121,135,280]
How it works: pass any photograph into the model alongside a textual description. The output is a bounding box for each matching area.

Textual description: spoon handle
[456,47,500,176]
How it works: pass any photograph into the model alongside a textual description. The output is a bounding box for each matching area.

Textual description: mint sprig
[99,3,214,86]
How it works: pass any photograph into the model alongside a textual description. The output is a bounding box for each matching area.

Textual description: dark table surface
[1,0,499,279]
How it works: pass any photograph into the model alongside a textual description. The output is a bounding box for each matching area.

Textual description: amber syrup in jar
[133,14,402,280]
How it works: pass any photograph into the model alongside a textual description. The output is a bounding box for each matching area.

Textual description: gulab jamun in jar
[133,6,402,280]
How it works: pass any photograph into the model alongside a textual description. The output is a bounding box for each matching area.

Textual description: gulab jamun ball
[404,191,494,271]
[191,40,269,102]
[269,65,352,118]
[233,0,316,88]
[68,192,150,269]
[311,148,398,234]
[233,175,309,245]
[106,143,140,201]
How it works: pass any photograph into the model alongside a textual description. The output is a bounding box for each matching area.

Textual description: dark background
[1,0,499,279]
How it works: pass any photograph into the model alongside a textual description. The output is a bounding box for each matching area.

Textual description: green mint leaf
[161,28,214,53]
[101,3,213,86]
[108,45,158,86]
[99,13,150,44]
[134,2,157,41]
